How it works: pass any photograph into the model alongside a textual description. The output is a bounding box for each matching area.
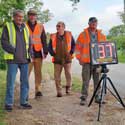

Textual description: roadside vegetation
[107,25,125,63]
[0,0,125,124]
[0,70,6,125]
[42,62,82,91]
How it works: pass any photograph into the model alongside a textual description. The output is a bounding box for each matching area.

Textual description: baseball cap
[27,9,37,15]
[88,17,97,24]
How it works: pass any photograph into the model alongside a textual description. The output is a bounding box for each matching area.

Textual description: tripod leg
[97,78,106,121]
[107,87,120,101]
[88,75,103,107]
[104,78,107,94]
[107,77,125,108]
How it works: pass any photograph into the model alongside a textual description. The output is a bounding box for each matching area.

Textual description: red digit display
[105,44,112,57]
[98,45,105,58]
[90,42,118,65]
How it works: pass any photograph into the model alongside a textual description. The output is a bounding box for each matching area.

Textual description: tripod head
[101,65,109,73]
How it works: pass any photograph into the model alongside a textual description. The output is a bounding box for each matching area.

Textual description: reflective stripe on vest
[27,23,43,51]
[50,31,72,62]
[75,28,106,63]
[4,22,29,60]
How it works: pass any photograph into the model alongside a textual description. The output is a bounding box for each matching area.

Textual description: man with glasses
[26,9,48,98]
[48,21,75,97]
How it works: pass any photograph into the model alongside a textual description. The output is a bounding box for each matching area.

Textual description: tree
[118,0,125,24]
[119,12,125,24]
[0,0,52,70]
[107,25,125,52]
[0,0,52,27]
[69,0,80,4]
[69,0,80,11]
[107,25,125,38]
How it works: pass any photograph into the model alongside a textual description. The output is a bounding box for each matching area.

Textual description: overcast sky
[42,0,123,36]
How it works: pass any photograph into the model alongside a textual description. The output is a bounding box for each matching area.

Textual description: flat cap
[27,9,37,15]
[88,17,97,24]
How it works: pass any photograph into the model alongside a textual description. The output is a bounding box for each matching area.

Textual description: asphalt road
[72,59,125,97]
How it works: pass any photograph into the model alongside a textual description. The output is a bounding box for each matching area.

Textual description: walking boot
[35,91,43,99]
[57,92,62,97]
[80,96,87,106]
[95,95,106,104]
[66,86,71,94]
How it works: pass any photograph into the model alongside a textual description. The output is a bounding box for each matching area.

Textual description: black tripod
[88,66,125,121]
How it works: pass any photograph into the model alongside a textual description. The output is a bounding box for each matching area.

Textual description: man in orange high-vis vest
[75,17,106,105]
[27,9,48,98]
[48,21,75,97]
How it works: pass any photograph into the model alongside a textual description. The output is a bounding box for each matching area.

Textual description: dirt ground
[5,71,125,125]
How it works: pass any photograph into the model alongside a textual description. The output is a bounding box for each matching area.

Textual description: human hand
[79,60,84,65]
[43,54,47,59]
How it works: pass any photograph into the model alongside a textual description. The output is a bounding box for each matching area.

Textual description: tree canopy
[0,0,53,70]
[70,0,80,4]
[0,0,52,27]
[107,25,125,51]
[108,25,125,38]
[119,11,125,24]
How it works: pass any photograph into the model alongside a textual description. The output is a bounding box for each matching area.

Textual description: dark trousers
[81,63,101,99]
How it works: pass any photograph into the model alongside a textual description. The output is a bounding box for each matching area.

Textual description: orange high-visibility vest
[50,31,72,62]
[75,28,106,63]
[26,22,43,51]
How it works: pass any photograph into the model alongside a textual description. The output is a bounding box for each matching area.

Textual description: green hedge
[0,28,6,70]
[0,44,6,70]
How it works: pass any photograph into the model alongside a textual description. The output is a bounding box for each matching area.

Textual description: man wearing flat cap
[26,8,48,98]
[75,17,106,105]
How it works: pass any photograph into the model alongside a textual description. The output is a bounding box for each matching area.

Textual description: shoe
[66,86,71,94]
[35,91,43,98]
[80,96,87,105]
[80,99,87,106]
[95,95,101,103]
[57,92,62,97]
[5,105,13,112]
[20,103,32,109]
[95,96,106,104]
[95,99,106,104]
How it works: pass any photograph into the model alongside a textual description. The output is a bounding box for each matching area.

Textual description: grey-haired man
[1,9,32,111]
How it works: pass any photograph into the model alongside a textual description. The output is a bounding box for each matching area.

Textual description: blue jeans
[5,63,29,106]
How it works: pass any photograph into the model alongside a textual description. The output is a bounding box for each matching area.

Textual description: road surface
[72,59,125,97]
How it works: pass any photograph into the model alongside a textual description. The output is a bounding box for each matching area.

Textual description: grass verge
[42,62,54,80]
[72,75,82,91]
[0,70,6,125]
[42,62,82,91]
[118,53,125,63]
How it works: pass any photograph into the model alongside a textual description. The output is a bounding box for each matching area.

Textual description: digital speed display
[90,42,118,65]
